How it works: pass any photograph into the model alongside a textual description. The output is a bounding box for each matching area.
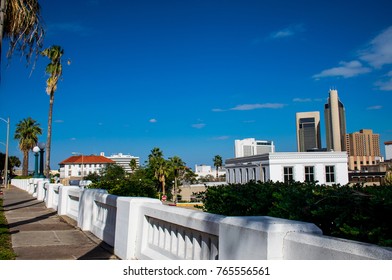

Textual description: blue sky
[1,0,392,170]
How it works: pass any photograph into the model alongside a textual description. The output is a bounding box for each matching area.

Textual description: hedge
[199,181,392,247]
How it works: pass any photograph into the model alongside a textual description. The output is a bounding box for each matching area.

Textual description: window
[305,166,314,182]
[325,165,335,183]
[283,167,294,183]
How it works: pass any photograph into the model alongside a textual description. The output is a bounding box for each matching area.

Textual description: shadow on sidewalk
[2,198,37,209]
[7,211,57,230]
[78,241,119,260]
[3,201,46,212]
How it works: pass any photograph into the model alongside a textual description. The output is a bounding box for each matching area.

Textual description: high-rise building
[103,152,140,173]
[346,129,381,170]
[234,138,275,158]
[385,141,392,161]
[296,111,322,152]
[324,89,347,151]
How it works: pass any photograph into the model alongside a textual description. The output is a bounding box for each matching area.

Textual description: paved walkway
[1,185,118,260]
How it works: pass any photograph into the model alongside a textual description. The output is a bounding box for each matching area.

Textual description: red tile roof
[59,155,115,165]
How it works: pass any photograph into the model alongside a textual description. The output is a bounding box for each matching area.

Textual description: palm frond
[3,0,45,66]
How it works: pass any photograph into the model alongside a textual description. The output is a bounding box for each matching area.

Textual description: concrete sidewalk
[1,185,118,260]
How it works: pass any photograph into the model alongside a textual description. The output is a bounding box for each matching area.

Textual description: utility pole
[1,117,10,188]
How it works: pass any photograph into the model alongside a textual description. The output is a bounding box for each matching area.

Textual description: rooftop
[59,155,115,165]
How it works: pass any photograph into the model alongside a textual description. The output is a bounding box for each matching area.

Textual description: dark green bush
[199,181,392,247]
[88,179,158,198]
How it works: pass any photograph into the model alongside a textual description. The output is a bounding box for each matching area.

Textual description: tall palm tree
[0,0,45,76]
[148,147,168,195]
[213,155,223,180]
[129,158,138,172]
[168,156,186,202]
[14,117,42,176]
[41,45,64,178]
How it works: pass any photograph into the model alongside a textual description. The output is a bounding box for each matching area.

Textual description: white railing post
[45,183,62,210]
[114,197,162,260]
[78,189,108,231]
[58,186,80,216]
[36,179,50,201]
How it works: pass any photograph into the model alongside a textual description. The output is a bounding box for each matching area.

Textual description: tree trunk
[160,174,166,195]
[22,150,28,176]
[45,91,54,178]
[0,0,7,78]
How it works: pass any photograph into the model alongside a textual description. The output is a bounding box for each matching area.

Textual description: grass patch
[0,197,16,260]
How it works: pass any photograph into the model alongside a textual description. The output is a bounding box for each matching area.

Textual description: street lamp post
[33,146,40,178]
[0,117,10,189]
[38,142,46,178]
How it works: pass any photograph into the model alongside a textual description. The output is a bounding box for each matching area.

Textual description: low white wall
[10,179,392,260]
[283,232,392,260]
[219,216,322,260]
[136,203,222,260]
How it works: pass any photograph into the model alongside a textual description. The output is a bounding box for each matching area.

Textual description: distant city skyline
[1,0,392,171]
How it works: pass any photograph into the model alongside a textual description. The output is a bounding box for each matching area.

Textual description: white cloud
[313,60,371,79]
[230,103,286,111]
[366,105,383,110]
[313,26,392,84]
[293,98,324,103]
[293,98,312,102]
[192,123,206,129]
[360,26,392,68]
[213,136,230,140]
[270,24,305,39]
[54,120,64,123]
[212,108,225,112]
[375,71,392,91]
[149,118,157,123]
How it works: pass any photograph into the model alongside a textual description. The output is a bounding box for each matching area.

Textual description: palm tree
[14,117,42,176]
[168,156,186,202]
[8,155,21,176]
[148,147,168,196]
[0,0,45,75]
[41,45,64,178]
[213,155,223,180]
[129,158,138,172]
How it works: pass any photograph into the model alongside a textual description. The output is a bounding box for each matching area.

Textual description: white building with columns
[225,151,349,185]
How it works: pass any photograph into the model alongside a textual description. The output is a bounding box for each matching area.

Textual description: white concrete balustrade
[10,178,392,260]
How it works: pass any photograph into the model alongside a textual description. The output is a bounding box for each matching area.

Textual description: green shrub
[88,179,158,198]
[199,181,392,247]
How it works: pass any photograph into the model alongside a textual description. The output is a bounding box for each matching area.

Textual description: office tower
[385,141,392,161]
[346,129,381,170]
[296,111,322,152]
[324,89,347,151]
[234,138,275,158]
